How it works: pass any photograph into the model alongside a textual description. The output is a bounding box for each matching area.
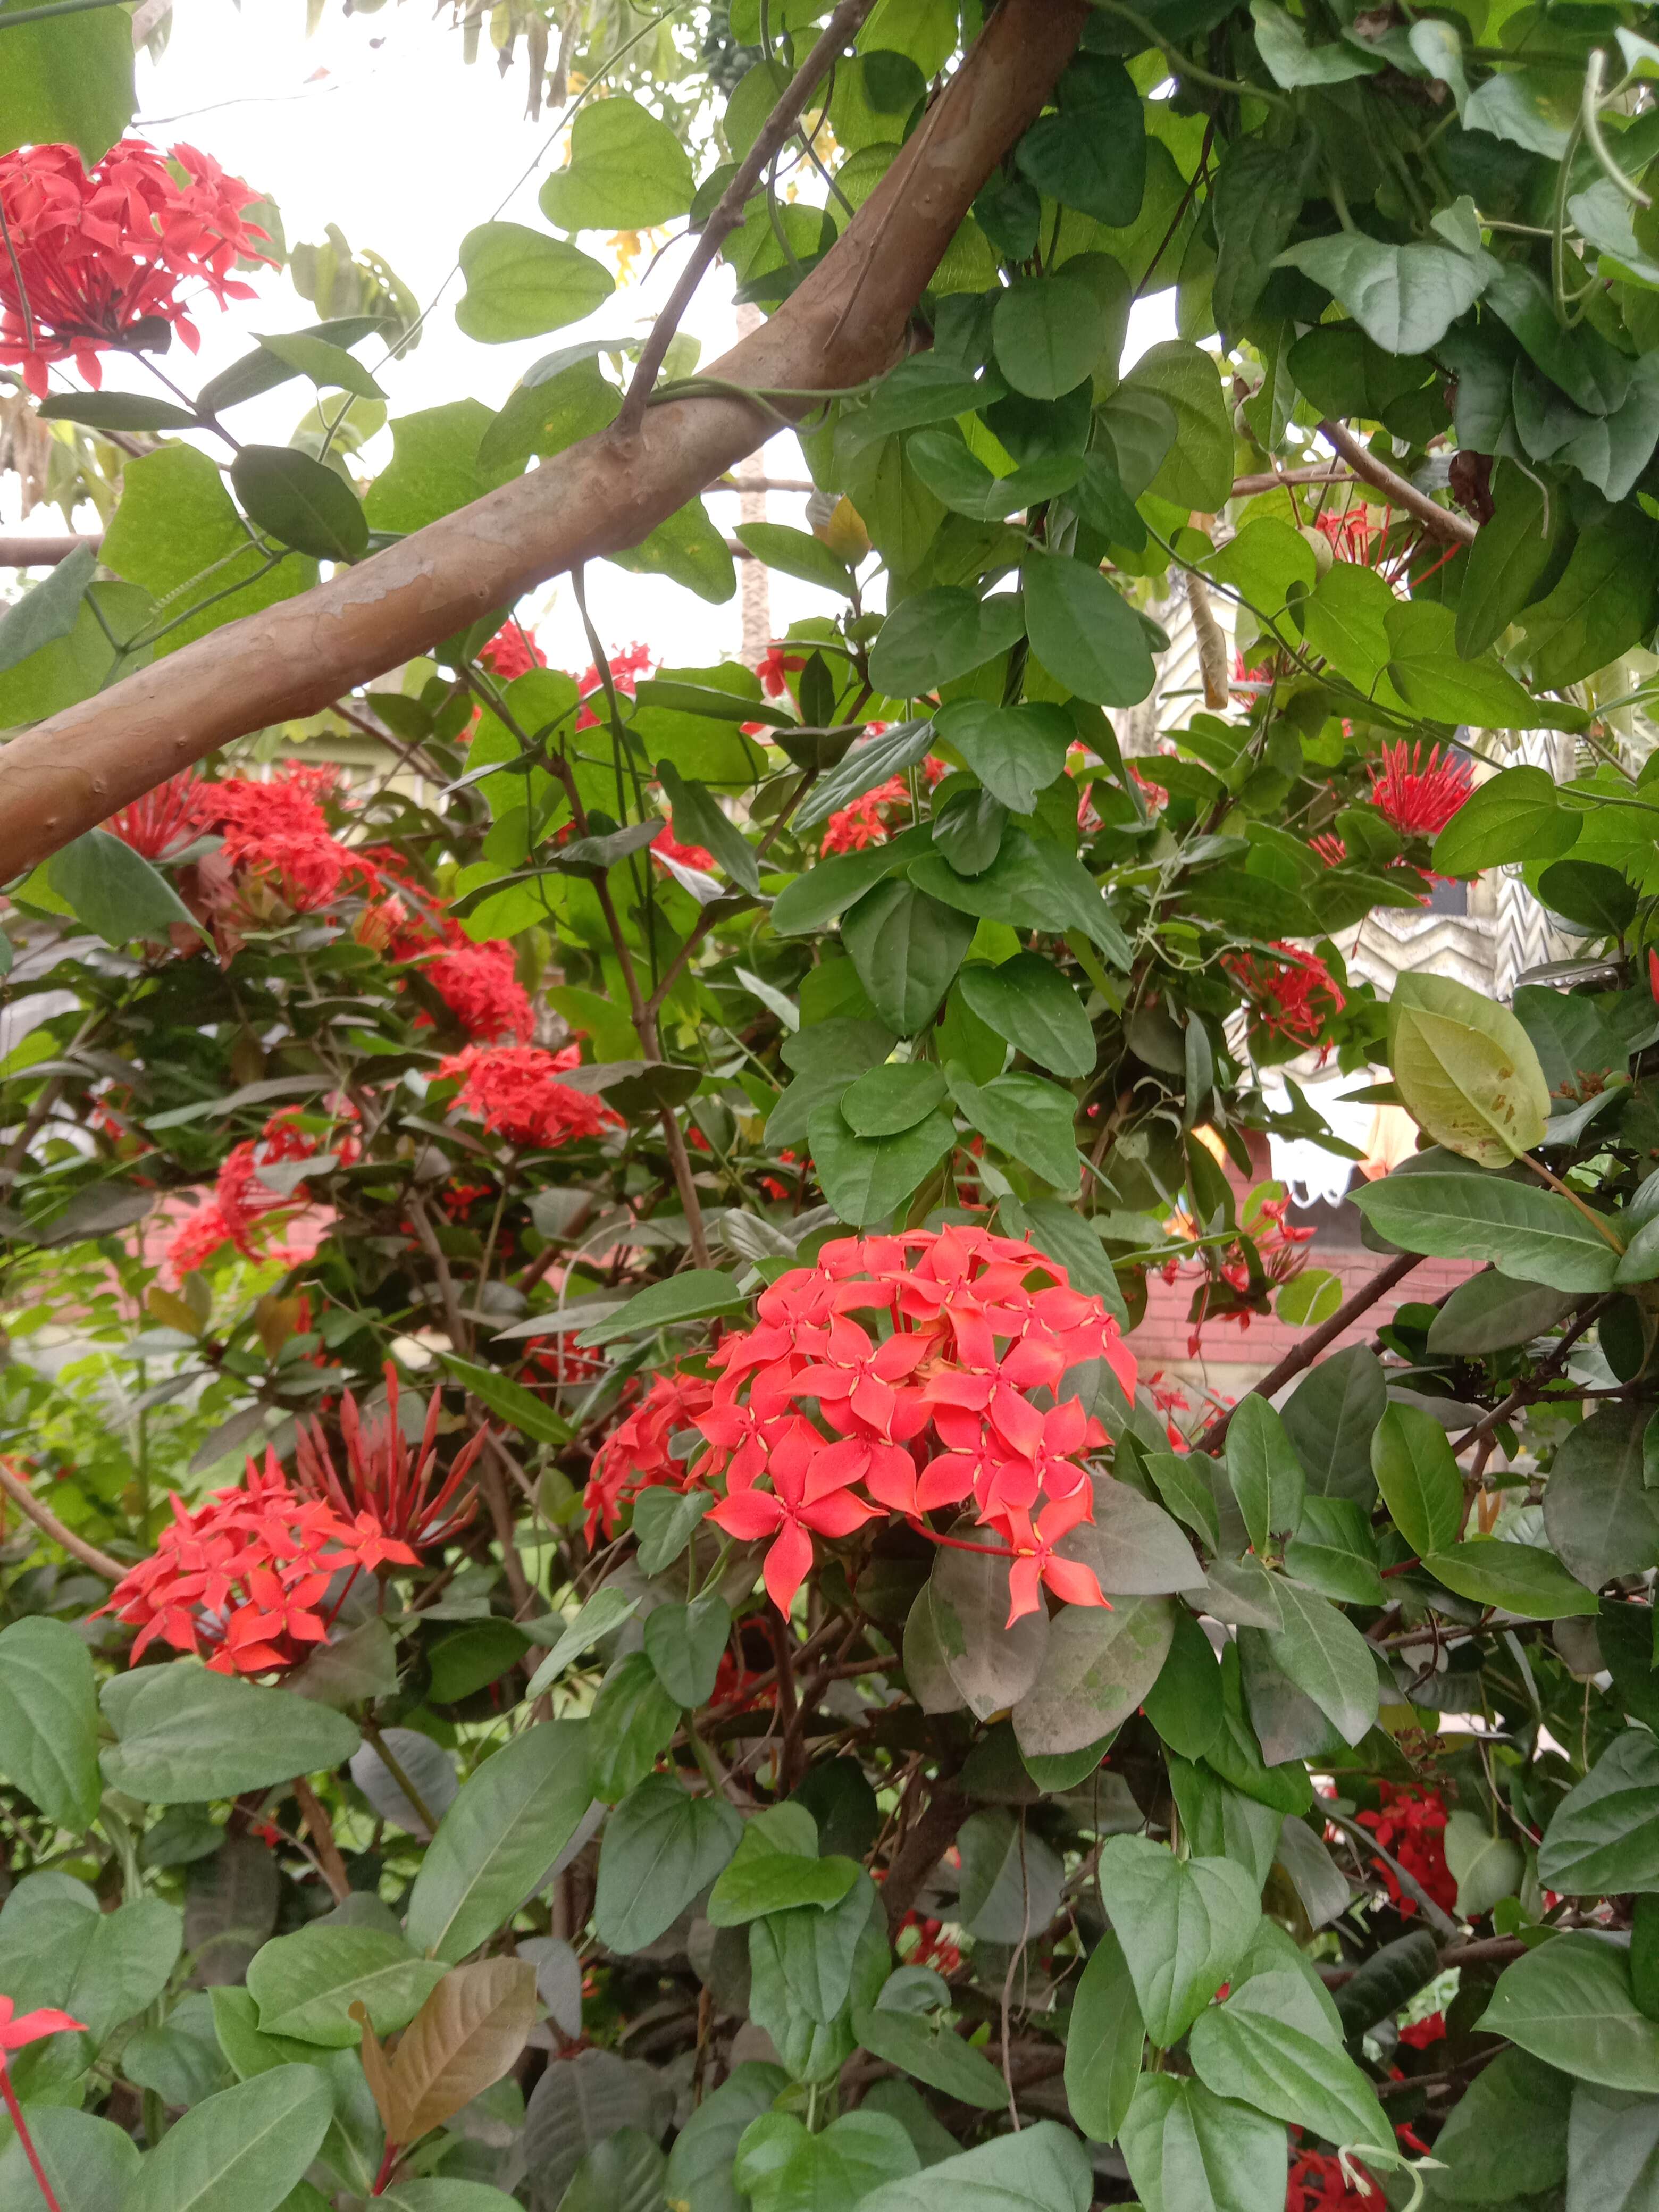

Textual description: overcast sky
[11,5,1176,672]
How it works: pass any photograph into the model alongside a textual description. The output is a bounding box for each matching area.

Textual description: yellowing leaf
[1388,973,1549,1166]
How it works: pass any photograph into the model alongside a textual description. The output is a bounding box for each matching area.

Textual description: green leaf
[1444,1808,1525,1919]
[793,728,936,836]
[957,1808,1065,1941]
[126,2064,334,2212]
[230,445,369,563]
[643,1592,731,1707]
[588,1653,681,1802]
[610,499,736,605]
[1545,1403,1659,1593]
[842,879,976,1036]
[665,2064,790,2212]
[1427,1269,1580,1354]
[0,2109,139,2212]
[1352,1162,1620,1291]
[435,1352,571,1447]
[1434,764,1582,875]
[1481,1935,1659,2091]
[1013,1194,1128,1320]
[1519,504,1659,690]
[1261,1580,1378,1747]
[867,589,1026,696]
[1251,0,1380,82]
[1119,2072,1288,2212]
[1095,1836,1262,2047]
[1464,66,1575,154]
[751,1873,884,2030]
[935,699,1071,815]
[100,1665,360,1804]
[1421,1537,1602,1618]
[1540,1730,1659,1897]
[538,96,696,229]
[0,543,97,678]
[1211,137,1314,337]
[906,433,1083,523]
[455,223,615,341]
[0,0,133,163]
[578,1269,749,1346]
[1188,1973,1388,2151]
[0,1615,101,1829]
[841,1062,949,1138]
[733,522,855,597]
[1538,857,1638,937]
[364,401,511,533]
[1425,2049,1570,2203]
[808,1100,957,1227]
[1455,459,1576,659]
[849,2005,1011,2110]
[196,318,392,416]
[1015,57,1144,223]
[1120,341,1236,512]
[481,354,621,475]
[944,1065,1080,1192]
[992,272,1112,400]
[406,1720,593,1962]
[707,1819,859,1926]
[958,953,1095,1079]
[44,828,195,948]
[38,390,199,432]
[247,1923,448,2047]
[1064,1931,1145,2142]
[0,1875,181,2044]
[594,1774,743,1953]
[1371,1402,1462,1557]
[255,331,386,398]
[909,829,1132,967]
[857,2123,1091,2212]
[100,444,316,655]
[525,1588,640,1696]
[1278,230,1492,353]
[1225,1395,1305,1554]
[1023,550,1155,707]
[1385,599,1561,730]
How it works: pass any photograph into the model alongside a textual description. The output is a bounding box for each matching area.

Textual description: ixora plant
[13,0,1659,2208]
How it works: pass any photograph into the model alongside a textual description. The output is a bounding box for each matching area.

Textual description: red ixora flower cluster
[424,937,533,1043]
[479,621,548,682]
[99,1449,419,1673]
[193,761,386,912]
[819,747,944,856]
[0,138,273,395]
[166,1103,356,1282]
[1287,2139,1381,2210]
[588,1226,1136,1620]
[1223,942,1346,1047]
[1355,1782,1457,1918]
[1367,740,1472,841]
[438,1042,621,1150]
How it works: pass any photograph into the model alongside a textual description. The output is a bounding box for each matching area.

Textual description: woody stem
[1,2060,64,2212]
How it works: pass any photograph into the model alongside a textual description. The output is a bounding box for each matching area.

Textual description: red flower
[1223,942,1346,1046]
[1313,506,1380,565]
[98,1449,417,1674]
[294,1360,483,1552]
[1309,832,1347,869]
[1287,2139,1380,2209]
[0,138,273,396]
[756,644,806,698]
[573,643,652,730]
[1648,948,1659,1006]
[192,763,383,913]
[479,622,547,681]
[165,1103,353,1281]
[426,939,533,1043]
[1398,2011,1446,2050]
[1367,741,1472,840]
[586,1225,1138,1616]
[653,815,716,872]
[1356,1783,1457,1918]
[0,1996,87,2055]
[105,770,203,862]
[1127,761,1169,811]
[438,1042,622,1150]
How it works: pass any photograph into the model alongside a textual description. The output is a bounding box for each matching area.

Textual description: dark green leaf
[1482,1936,1659,2091]
[958,953,1095,1079]
[0,542,97,679]
[1545,1402,1659,1592]
[842,879,976,1035]
[0,1615,101,1829]
[579,1270,749,1346]
[125,2064,333,2212]
[1352,1165,1620,1291]
[230,445,370,562]
[794,725,936,834]
[944,1065,1080,1192]
[1023,551,1155,707]
[406,1720,593,1960]
[595,1774,743,1953]
[100,1665,359,1804]
[849,2006,1010,2110]
[1064,1931,1144,2141]
[1119,2071,1287,2212]
[47,828,196,946]
[1095,1835,1262,2045]
[437,1353,571,1446]
[867,591,1025,696]
[1225,1395,1305,1553]
[808,1101,957,1227]
[1420,1538,1601,1618]
[841,1062,949,1137]
[588,1653,681,1803]
[933,700,1071,815]
[1371,1402,1462,1557]
[992,273,1113,400]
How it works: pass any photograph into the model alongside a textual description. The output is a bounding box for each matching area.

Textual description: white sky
[15,4,1176,670]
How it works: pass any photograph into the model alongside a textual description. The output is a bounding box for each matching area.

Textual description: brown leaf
[352,1998,401,2143]
[383,1957,538,2142]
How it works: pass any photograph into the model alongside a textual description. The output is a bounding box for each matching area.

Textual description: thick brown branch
[1194,1249,1425,1456]
[0,0,1087,877]
[1317,419,1478,547]
[883,1778,970,1935]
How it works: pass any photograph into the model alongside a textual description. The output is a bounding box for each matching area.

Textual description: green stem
[0,0,123,27]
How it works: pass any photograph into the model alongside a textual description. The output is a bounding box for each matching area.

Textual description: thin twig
[613,0,878,439]
[0,1461,123,1580]
[292,1776,352,1904]
[1317,419,1478,547]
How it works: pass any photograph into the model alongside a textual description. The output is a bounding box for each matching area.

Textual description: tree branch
[0,1460,124,1580]
[1317,419,1478,547]
[0,0,1088,878]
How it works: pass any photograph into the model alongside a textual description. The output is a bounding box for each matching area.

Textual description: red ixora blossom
[0,138,273,397]
[653,814,716,873]
[1356,1782,1457,1918]
[1287,2137,1381,2209]
[586,1225,1137,1619]
[105,769,204,862]
[425,939,533,1044]
[1367,740,1472,841]
[756,644,806,698]
[192,762,384,913]
[166,1101,356,1282]
[479,621,548,682]
[98,1448,421,1674]
[574,643,652,731]
[295,1360,483,1552]
[438,1042,622,1150]
[1223,942,1346,1048]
